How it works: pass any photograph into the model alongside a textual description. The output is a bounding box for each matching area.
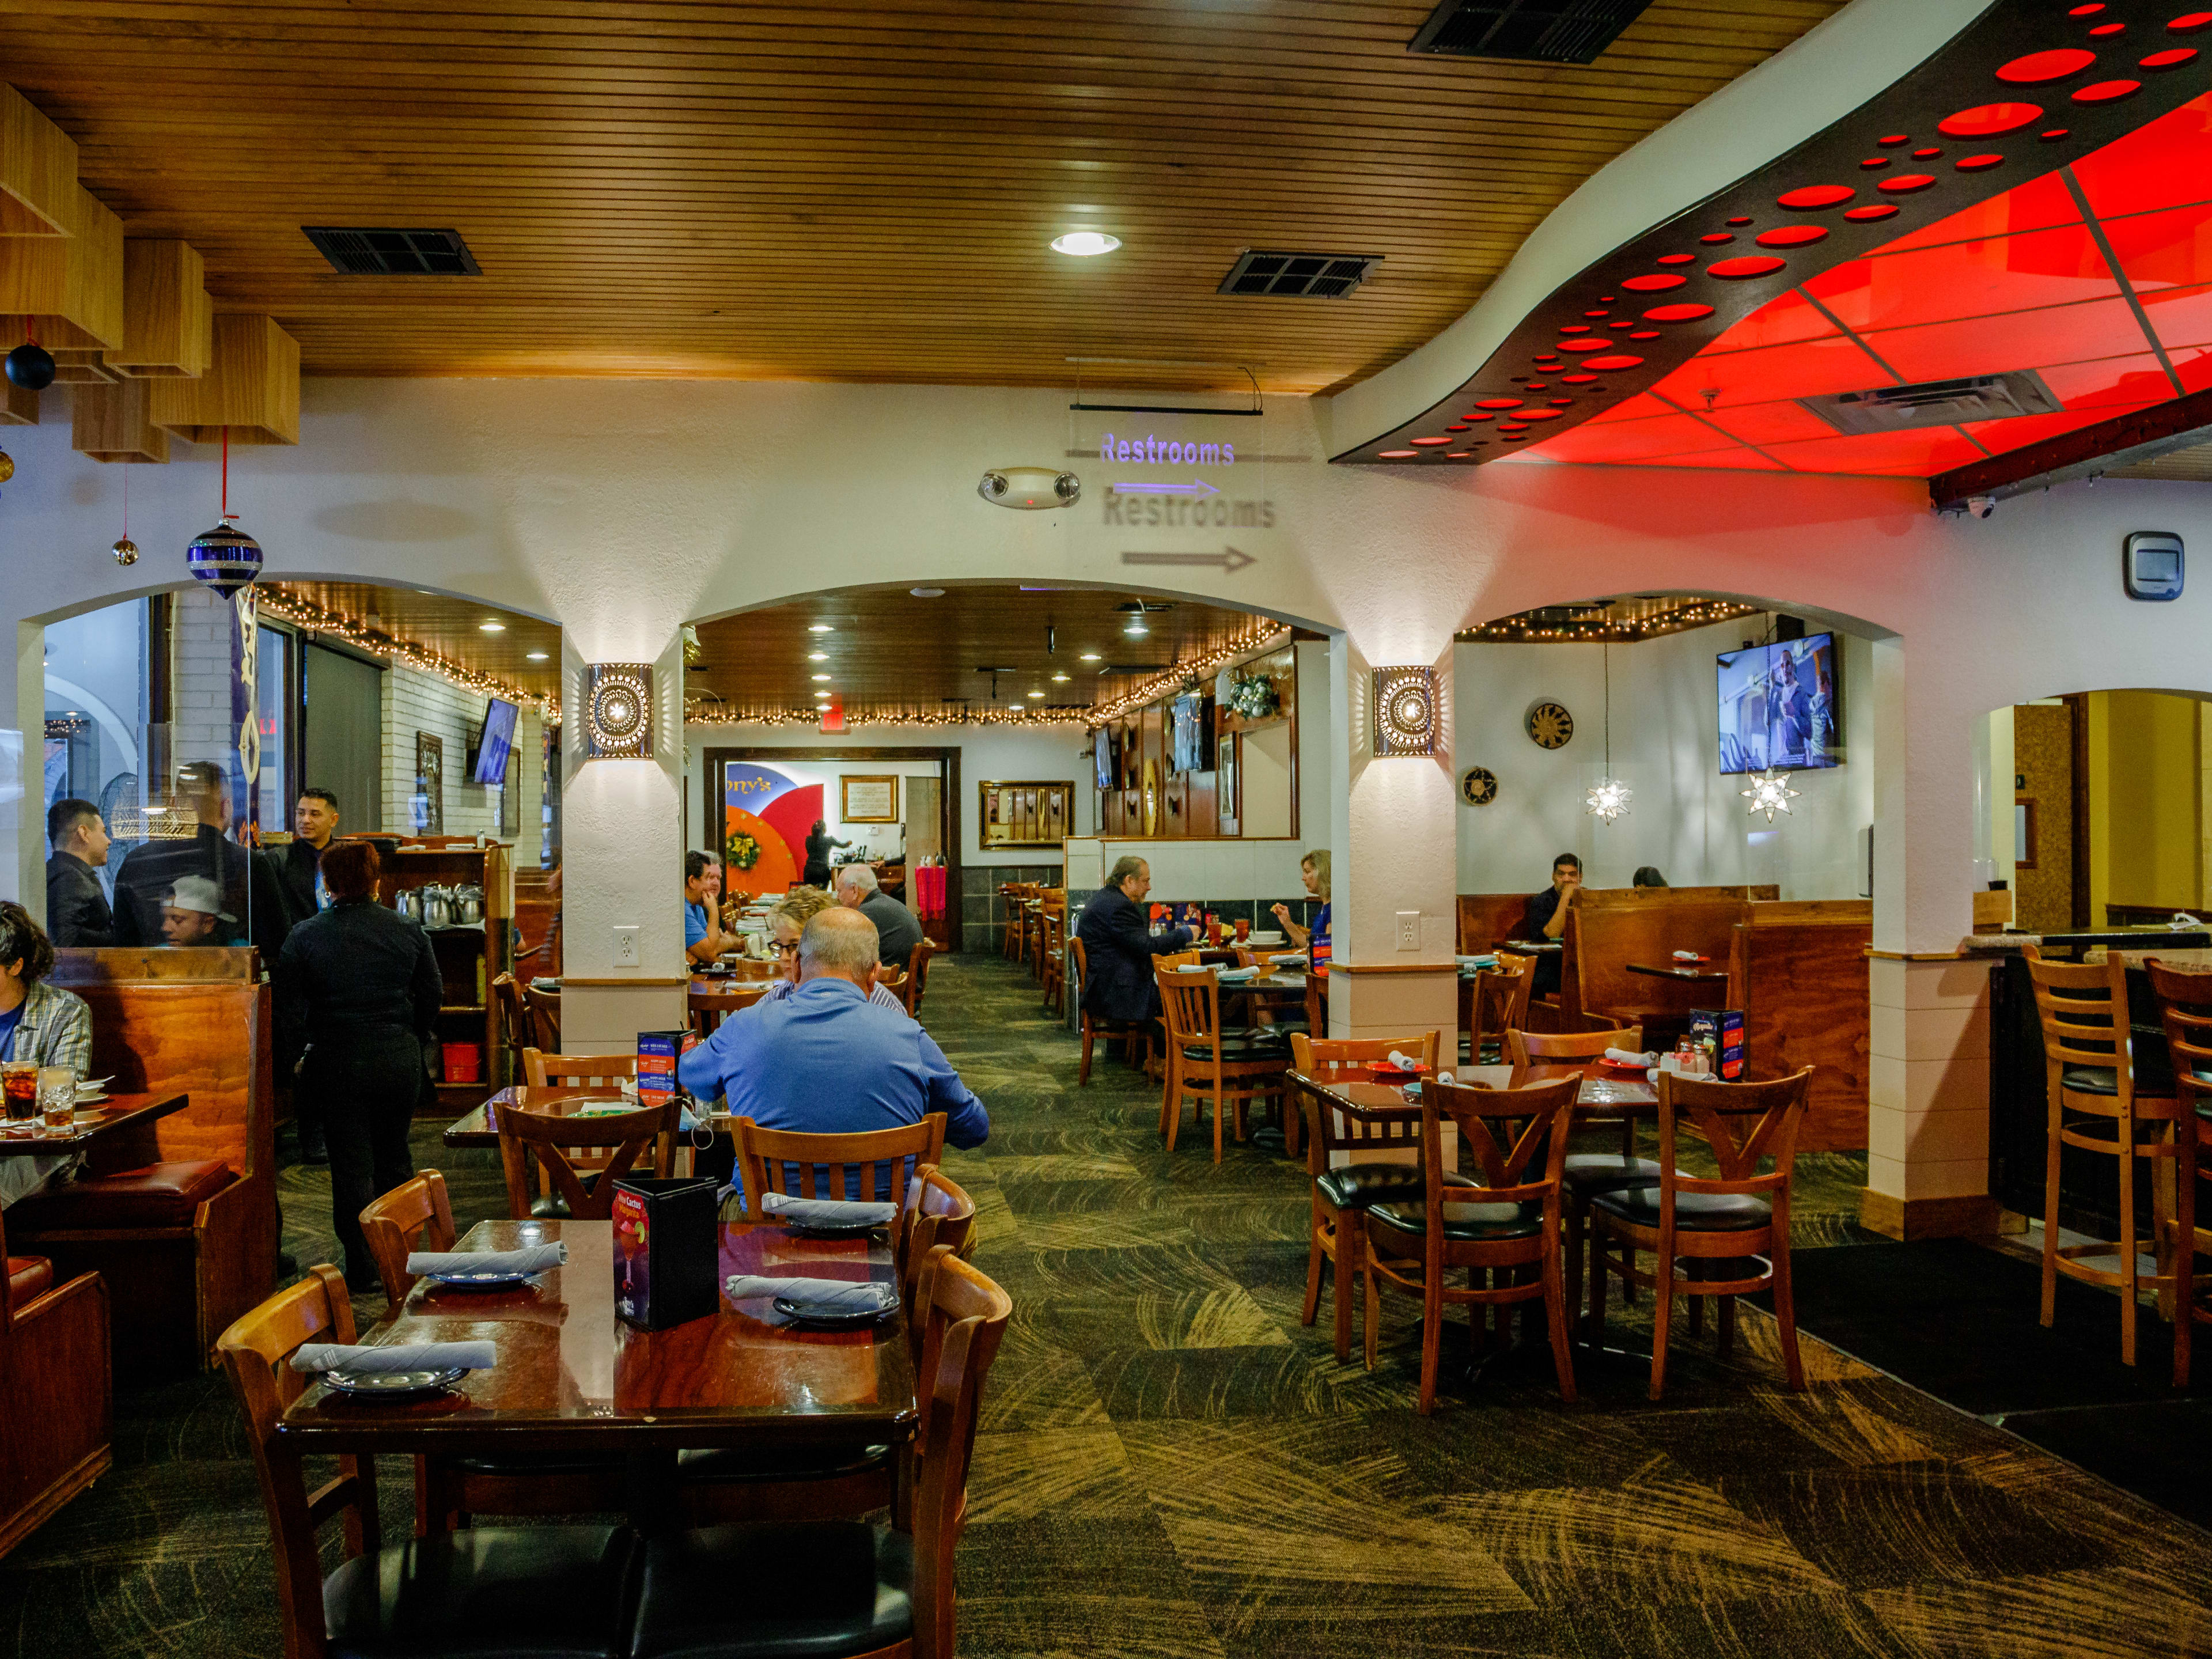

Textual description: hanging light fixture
[1585,642,1630,823]
[112,457,138,565]
[185,426,263,594]
[1741,767,1800,823]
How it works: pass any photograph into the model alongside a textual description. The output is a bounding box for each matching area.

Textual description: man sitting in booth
[1519,851,1582,999]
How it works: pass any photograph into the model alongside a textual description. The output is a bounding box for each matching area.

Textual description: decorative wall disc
[583,662,654,760]
[1459,766,1498,806]
[1525,700,1574,749]
[1374,666,1440,757]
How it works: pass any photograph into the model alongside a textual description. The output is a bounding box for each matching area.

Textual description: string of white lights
[255,589,560,722]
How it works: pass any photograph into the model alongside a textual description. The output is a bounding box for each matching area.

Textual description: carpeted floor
[3,955,2210,1657]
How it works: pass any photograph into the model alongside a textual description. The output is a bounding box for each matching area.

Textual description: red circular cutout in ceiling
[2143,47,2199,66]
[1912,146,1943,158]
[1938,101,2045,135]
[1877,134,1910,145]
[1700,232,1736,244]
[1445,452,1472,459]
[1526,382,1550,390]
[1410,437,1451,446]
[2040,127,2073,140]
[1549,397,1574,406]
[2069,2,2104,13]
[1861,156,1892,169]
[1462,413,1496,422]
[1620,273,1687,291]
[1777,184,1855,209]
[2088,21,2125,35]
[2073,78,2142,101]
[1707,255,1787,278]
[1609,321,1637,329]
[1377,451,1416,459]
[1557,324,1592,333]
[1997,48,2099,82]
[1580,354,1647,370]
[1956,153,2005,171]
[1725,216,1753,226]
[1583,309,1611,317]
[1446,424,1469,432]
[1562,373,1597,383]
[1878,173,1939,193]
[1559,339,1612,351]
[1643,302,1715,321]
[2172,13,2212,33]
[1474,397,1524,409]
[1756,224,1829,247]
[1844,203,1902,221]
[1656,253,1698,265]
[1510,409,1563,421]
[1628,330,1661,340]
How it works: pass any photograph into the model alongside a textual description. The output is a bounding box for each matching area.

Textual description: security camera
[1968,495,1995,519]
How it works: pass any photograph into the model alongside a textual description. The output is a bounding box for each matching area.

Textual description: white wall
[683,721,1094,869]
[1455,622,1876,900]
[381,662,509,839]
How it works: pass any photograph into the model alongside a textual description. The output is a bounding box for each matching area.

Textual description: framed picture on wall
[413,732,444,835]
[842,774,898,823]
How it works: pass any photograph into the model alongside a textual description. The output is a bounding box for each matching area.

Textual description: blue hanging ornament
[185,427,263,594]
[4,342,53,391]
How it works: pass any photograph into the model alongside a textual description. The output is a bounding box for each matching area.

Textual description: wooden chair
[1157,965,1290,1163]
[1071,935,1154,1086]
[1000,884,1032,961]
[521,980,562,1049]
[217,1268,633,1659]
[898,1165,978,1352]
[1039,904,1067,1016]
[2026,948,2187,1370]
[1506,1022,1649,1323]
[497,1097,675,1221]
[2145,959,2212,1388]
[522,1047,637,1090]
[1469,957,1534,1065]
[1589,1066,1816,1399]
[690,982,772,1038]
[490,972,533,1084]
[730,1114,949,1216]
[899,938,937,1020]
[636,1249,1012,1659]
[1289,1031,1449,1365]
[0,1204,110,1564]
[357,1171,454,1323]
[1365,1073,1582,1410]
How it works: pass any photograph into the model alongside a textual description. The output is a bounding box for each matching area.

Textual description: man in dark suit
[44,797,116,946]
[1075,855,1195,1024]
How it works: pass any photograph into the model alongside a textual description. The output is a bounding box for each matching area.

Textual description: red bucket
[441,1041,482,1084]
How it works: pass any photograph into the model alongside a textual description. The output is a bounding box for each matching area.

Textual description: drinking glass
[0,1061,36,1136]
[37,1066,74,1131]
[1233,918,1251,942]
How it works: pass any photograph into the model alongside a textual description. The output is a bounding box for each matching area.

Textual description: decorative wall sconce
[1373,666,1440,758]
[582,662,654,760]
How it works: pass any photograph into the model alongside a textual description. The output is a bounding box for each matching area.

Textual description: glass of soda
[37,1066,75,1132]
[1,1061,37,1136]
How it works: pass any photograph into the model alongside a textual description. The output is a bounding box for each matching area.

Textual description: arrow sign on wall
[1122,547,1254,573]
[1110,479,1220,498]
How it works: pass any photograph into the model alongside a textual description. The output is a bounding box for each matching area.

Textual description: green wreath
[728,833,762,871]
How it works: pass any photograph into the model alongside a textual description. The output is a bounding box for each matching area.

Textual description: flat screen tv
[1094,730,1115,791]
[472,696,520,786]
[1169,694,1213,775]
[1716,633,1842,775]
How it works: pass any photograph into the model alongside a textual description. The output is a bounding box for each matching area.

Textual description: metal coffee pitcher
[395,887,423,923]
[420,886,453,929]
[453,884,484,925]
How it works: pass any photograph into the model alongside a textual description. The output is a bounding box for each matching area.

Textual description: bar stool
[2143,958,2212,1385]
[2024,946,2187,1369]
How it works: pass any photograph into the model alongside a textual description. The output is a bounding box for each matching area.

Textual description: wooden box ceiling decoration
[0,183,124,350]
[0,378,36,427]
[72,376,168,464]
[111,240,213,380]
[0,84,75,239]
[149,313,300,445]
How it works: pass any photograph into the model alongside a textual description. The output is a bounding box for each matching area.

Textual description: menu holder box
[611,1175,719,1330]
[1689,1008,1745,1081]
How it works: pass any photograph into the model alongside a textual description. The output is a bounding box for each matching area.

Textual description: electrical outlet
[612,925,639,967]
[1396,910,1420,951]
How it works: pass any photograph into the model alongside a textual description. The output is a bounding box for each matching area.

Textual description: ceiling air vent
[1802,371,2063,435]
[1218,250,1381,299]
[1409,0,1655,64]
[302,227,481,276]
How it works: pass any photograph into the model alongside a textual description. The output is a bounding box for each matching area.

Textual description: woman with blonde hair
[758,885,906,1012]
[1270,849,1331,953]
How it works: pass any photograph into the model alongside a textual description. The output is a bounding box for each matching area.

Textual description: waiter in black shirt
[275,787,341,922]
[44,798,116,946]
[275,840,442,1289]
[1519,853,1582,998]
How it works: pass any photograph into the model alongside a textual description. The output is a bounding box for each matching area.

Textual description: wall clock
[1525,701,1574,749]
[1459,766,1498,806]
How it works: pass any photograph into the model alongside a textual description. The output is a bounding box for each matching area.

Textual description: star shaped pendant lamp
[1741,767,1800,823]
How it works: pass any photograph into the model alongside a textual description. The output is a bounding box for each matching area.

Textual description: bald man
[676,908,988,1180]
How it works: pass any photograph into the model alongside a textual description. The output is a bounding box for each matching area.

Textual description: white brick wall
[380,664,509,839]
[168,586,236,770]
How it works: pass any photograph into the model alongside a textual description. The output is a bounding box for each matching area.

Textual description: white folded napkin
[724,1275,899,1315]
[761,1193,897,1227]
[407,1244,566,1277]
[291,1341,497,1376]
[1604,1047,1660,1067]
[1672,950,1703,962]
[1385,1050,1421,1070]
[1269,953,1305,965]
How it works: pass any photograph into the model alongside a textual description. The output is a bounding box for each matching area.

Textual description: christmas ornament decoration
[112,459,138,564]
[112,537,139,566]
[185,428,264,595]
[4,342,54,391]
[0,449,13,484]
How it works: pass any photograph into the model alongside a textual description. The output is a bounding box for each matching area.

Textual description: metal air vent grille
[1218,250,1381,299]
[1408,0,1654,65]
[1804,372,2063,435]
[302,227,481,275]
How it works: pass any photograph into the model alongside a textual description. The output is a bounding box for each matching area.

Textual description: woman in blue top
[1270,849,1331,954]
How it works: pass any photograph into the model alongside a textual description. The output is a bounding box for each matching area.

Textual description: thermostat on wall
[2124,531,2184,601]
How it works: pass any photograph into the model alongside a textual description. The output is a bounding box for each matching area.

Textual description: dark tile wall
[961,863,1063,955]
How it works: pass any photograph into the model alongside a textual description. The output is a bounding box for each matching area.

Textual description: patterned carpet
[2,955,2209,1656]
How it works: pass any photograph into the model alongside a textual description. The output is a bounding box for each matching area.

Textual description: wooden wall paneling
[149,312,299,444]
[1566,897,1750,1029]
[0,184,123,350]
[1456,893,1535,955]
[71,375,169,463]
[1185,766,1217,839]
[0,82,75,238]
[111,238,212,378]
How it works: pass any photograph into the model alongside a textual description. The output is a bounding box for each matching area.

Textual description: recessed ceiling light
[814,690,832,699]
[910,586,946,598]
[1051,231,1120,257]
[1052,672,1070,682]
[525,650,550,661]
[478,620,506,632]
[1027,690,1046,699]
[812,674,831,682]
[1079,652,1102,662]
[809,624,834,634]
[1123,620,1149,637]
[807,652,827,661]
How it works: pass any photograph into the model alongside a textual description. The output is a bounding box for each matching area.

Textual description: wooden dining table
[0,1089,190,1155]
[274,1217,916,1533]
[1626,961,1730,985]
[444,1085,625,1149]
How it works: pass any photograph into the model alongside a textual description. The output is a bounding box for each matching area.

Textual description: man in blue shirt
[677,907,988,1150]
[684,850,732,967]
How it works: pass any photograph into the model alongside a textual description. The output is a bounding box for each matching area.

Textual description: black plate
[772,1294,895,1328]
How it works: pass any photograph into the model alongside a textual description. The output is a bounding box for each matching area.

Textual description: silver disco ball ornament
[111,536,139,566]
[185,518,263,594]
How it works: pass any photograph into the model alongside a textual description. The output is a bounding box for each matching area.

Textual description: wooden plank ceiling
[264,581,563,700]
[0,1,1843,393]
[688,584,1271,719]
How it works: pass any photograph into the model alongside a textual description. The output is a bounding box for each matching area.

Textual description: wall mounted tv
[1094,729,1116,793]
[1716,634,1842,775]
[471,696,520,786]
[1169,694,1213,775]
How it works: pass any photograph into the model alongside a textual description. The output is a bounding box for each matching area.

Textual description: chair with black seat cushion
[497,1098,675,1222]
[1589,1066,1815,1400]
[1363,1073,1581,1411]
[1157,965,1290,1162]
[1288,1031,1454,1365]
[1508,1023,1649,1323]
[2025,947,2188,1370]
[1469,957,1533,1065]
[217,1265,636,1659]
[630,1248,1012,1659]
[2146,958,2212,1388]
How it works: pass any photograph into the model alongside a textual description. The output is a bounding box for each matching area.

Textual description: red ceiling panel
[2141,279,2212,347]
[1802,222,2117,332]
[1630,446,1788,471]
[1698,396,1857,446]
[2096,200,2212,290]
[1878,170,2085,253]
[1865,297,2154,381]
[2069,89,2212,219]
[1694,287,1838,353]
[1521,412,1737,464]
[1578,391,1679,426]
[1649,333,1895,408]
[1961,398,2164,454]
[1758,427,1991,476]
[2168,340,2212,393]
[2036,350,2179,408]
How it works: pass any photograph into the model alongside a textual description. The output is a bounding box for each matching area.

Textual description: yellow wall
[2086,690,2203,921]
